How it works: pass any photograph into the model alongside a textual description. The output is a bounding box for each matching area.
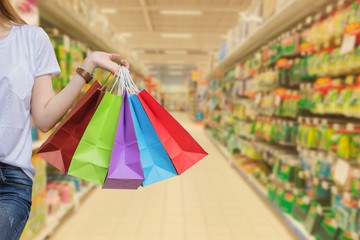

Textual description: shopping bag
[103,90,144,189]
[37,81,104,173]
[138,90,208,174]
[129,94,178,187]
[68,91,123,185]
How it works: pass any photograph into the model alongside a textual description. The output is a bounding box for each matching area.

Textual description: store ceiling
[94,0,252,80]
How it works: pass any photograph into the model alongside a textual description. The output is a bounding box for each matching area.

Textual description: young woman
[0,1,129,239]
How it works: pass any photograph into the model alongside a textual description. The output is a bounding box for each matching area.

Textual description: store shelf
[38,0,145,77]
[206,129,315,240]
[205,0,332,80]
[33,183,96,240]
[32,139,46,151]
[205,130,234,165]
[232,161,315,240]
[232,160,267,193]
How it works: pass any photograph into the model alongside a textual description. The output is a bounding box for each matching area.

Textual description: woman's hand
[32,51,130,132]
[81,51,130,74]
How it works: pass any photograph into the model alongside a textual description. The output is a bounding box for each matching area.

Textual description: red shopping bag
[137,90,208,175]
[37,81,105,173]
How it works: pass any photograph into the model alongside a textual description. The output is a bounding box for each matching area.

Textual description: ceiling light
[161,33,192,39]
[119,33,133,38]
[168,71,184,76]
[164,50,187,55]
[101,8,117,14]
[168,65,185,69]
[167,60,186,64]
[160,10,202,15]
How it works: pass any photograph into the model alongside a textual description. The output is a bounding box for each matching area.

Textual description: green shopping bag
[68,91,123,185]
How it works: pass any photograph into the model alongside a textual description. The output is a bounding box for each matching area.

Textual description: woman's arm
[31,51,129,132]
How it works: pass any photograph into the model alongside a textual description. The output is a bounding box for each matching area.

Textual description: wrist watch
[76,67,94,84]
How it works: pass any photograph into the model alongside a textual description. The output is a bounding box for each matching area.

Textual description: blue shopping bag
[129,94,178,187]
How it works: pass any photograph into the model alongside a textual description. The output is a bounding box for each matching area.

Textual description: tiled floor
[49,112,299,240]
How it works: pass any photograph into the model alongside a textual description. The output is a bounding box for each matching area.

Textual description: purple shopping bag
[102,90,144,189]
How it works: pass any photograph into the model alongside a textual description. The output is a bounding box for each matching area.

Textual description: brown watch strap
[76,67,94,84]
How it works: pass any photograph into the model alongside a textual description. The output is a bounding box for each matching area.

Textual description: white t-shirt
[0,24,61,181]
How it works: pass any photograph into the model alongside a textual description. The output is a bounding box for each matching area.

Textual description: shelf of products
[20,149,97,240]
[188,81,199,121]
[205,1,360,239]
[206,0,332,81]
[39,0,145,76]
[186,70,207,121]
[165,92,187,112]
[206,130,315,240]
[32,183,96,240]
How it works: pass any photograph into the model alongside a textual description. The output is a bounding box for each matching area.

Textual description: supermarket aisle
[49,112,297,240]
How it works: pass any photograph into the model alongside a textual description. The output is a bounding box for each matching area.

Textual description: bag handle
[119,66,139,95]
[102,65,122,92]
[110,66,129,96]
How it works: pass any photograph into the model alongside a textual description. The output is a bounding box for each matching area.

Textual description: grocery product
[292,192,311,222]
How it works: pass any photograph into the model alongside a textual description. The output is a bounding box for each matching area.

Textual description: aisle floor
[49,112,298,240]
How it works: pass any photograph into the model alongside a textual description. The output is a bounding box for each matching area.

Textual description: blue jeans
[0,162,32,240]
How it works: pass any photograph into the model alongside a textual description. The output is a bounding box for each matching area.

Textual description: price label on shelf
[303,196,310,204]
[255,93,262,105]
[298,117,303,123]
[275,95,281,106]
[340,34,356,55]
[334,159,350,185]
[317,205,323,214]
[331,186,338,194]
[347,123,355,132]
[326,4,333,14]
[322,181,329,190]
[305,16,312,25]
[332,219,338,228]
[354,170,360,178]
